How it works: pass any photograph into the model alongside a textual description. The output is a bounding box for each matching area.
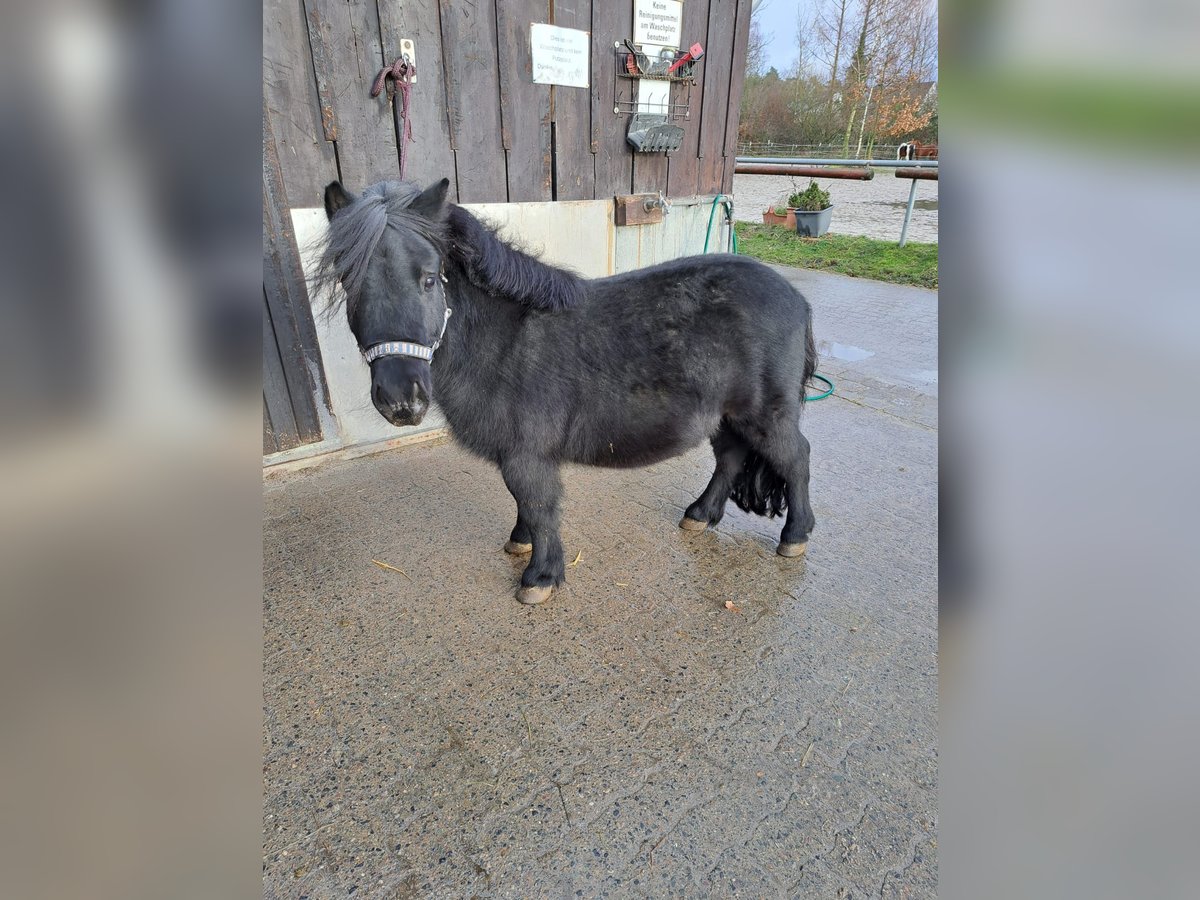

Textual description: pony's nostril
[372,382,390,410]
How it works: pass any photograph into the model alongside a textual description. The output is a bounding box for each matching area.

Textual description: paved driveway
[264,267,938,898]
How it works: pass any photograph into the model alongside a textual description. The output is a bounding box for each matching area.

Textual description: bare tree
[847,0,937,146]
[737,0,937,148]
[745,0,773,77]
[812,0,852,86]
[791,3,814,78]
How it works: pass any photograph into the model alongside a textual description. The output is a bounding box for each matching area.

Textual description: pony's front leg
[504,514,533,555]
[499,456,565,605]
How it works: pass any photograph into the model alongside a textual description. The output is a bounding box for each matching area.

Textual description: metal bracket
[644,191,671,216]
[615,194,667,226]
[399,38,416,82]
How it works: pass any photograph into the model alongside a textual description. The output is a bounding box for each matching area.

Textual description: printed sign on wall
[634,0,683,50]
[530,23,590,88]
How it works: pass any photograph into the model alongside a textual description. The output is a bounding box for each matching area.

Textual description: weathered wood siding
[266,0,749,208]
[377,0,458,196]
[263,97,329,454]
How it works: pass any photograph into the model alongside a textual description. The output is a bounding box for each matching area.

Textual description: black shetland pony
[317,179,818,605]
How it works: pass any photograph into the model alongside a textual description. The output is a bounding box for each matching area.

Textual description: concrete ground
[263,266,938,898]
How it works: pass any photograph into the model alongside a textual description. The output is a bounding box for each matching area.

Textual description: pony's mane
[448,206,585,311]
[311,181,444,317]
[312,179,585,316]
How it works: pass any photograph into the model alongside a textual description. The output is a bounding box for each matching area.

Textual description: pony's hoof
[504,540,533,555]
[679,517,708,532]
[517,584,554,605]
[777,541,808,558]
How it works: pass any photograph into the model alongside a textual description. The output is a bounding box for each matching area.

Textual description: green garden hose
[806,373,834,401]
[703,195,738,254]
[702,196,834,401]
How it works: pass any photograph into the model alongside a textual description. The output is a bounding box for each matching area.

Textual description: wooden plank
[614,194,664,226]
[264,402,278,456]
[665,201,713,258]
[264,105,327,445]
[496,2,552,201]
[666,0,711,198]
[612,223,642,273]
[305,0,399,187]
[376,0,459,197]
[636,218,668,264]
[631,140,668,194]
[590,2,634,198]
[719,0,753,194]
[696,0,736,195]
[264,0,338,207]
[263,293,301,452]
[551,1,595,200]
[438,0,508,201]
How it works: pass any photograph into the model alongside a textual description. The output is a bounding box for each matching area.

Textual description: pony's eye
[423,275,436,291]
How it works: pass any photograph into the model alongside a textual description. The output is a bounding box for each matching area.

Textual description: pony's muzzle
[370,358,431,427]
[373,384,426,426]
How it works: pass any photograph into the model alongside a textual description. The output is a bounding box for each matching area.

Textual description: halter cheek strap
[363,304,453,365]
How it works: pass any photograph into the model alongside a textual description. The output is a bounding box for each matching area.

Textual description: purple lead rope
[371,58,416,180]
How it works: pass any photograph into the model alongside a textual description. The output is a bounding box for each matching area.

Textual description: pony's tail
[729,450,788,518]
[802,314,818,398]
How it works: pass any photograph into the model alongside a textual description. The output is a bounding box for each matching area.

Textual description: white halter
[362,270,452,364]
[363,306,452,363]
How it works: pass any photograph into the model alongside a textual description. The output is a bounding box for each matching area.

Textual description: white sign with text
[634,0,683,50]
[530,23,590,88]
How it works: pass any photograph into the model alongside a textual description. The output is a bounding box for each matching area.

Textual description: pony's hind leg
[505,514,533,555]
[755,422,815,557]
[681,422,750,531]
[499,456,566,604]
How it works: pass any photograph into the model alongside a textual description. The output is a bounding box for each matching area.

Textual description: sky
[754,0,820,76]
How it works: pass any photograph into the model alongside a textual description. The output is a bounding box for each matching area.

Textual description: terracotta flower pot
[762,209,797,229]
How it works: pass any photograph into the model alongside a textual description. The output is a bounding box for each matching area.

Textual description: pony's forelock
[310,181,445,318]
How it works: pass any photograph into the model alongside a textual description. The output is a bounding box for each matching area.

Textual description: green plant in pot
[787,180,834,237]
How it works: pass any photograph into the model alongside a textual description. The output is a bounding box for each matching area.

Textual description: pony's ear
[410,178,451,221]
[324,181,356,220]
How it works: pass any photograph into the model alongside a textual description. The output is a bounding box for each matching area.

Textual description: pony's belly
[571,412,715,469]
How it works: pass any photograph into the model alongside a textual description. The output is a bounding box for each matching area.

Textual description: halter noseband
[362,272,452,365]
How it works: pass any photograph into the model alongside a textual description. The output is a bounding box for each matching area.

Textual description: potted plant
[761,195,796,230]
[787,180,834,237]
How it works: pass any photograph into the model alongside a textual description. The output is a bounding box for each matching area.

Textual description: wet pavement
[263,266,938,898]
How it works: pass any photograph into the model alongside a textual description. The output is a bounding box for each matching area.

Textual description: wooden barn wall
[262,93,329,455]
[264,0,751,209]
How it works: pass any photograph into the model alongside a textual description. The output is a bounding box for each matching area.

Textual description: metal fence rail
[737,142,906,158]
[735,156,937,169]
[735,157,939,245]
[735,163,876,179]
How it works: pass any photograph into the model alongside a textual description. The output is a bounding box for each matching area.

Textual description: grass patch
[735,224,938,289]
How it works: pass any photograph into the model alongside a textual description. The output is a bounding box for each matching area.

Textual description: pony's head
[317,178,451,427]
